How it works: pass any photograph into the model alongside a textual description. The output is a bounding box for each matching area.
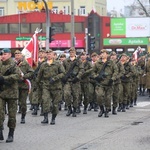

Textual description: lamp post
[71,0,75,47]
[42,0,50,50]
[33,0,50,50]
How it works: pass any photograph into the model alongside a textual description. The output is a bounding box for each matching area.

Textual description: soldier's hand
[0,76,4,85]
[108,79,113,86]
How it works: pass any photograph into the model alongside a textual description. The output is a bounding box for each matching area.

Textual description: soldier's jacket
[121,61,134,83]
[91,59,118,86]
[114,61,125,84]
[81,60,92,83]
[63,57,84,80]
[17,59,34,90]
[0,58,20,99]
[0,60,2,68]
[36,59,65,90]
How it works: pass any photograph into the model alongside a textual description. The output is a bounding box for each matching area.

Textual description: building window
[63,6,70,15]
[21,23,30,33]
[10,24,19,33]
[31,23,41,33]
[52,6,58,14]
[0,7,4,16]
[0,24,8,33]
[79,6,86,15]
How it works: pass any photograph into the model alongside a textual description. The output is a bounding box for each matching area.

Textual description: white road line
[136,102,150,107]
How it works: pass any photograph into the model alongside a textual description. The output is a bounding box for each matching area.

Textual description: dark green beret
[2,48,11,53]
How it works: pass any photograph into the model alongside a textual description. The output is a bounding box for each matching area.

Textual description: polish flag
[132,46,142,62]
[22,33,39,67]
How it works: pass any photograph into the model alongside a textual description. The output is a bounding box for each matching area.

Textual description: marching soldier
[62,47,83,117]
[37,49,65,125]
[0,48,20,143]
[110,52,125,114]
[14,50,34,124]
[80,52,92,114]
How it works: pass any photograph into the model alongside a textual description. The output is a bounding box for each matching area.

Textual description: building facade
[0,0,107,16]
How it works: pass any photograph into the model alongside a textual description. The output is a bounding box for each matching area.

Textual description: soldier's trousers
[88,82,97,105]
[112,83,120,108]
[0,98,17,129]
[131,81,136,101]
[122,82,130,105]
[64,82,80,108]
[80,82,90,107]
[95,85,113,110]
[19,89,28,115]
[0,98,5,129]
[118,83,123,104]
[42,88,60,115]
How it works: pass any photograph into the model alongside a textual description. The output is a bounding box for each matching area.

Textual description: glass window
[31,23,41,33]
[21,23,30,33]
[10,24,19,33]
[52,6,58,14]
[0,24,8,33]
[0,7,4,16]
[64,22,84,33]
[80,6,86,15]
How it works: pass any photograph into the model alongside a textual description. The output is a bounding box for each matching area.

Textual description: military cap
[91,52,98,57]
[46,49,53,53]
[110,51,116,55]
[121,53,128,57]
[14,50,21,54]
[100,49,108,54]
[81,51,86,56]
[2,48,11,53]
[39,49,46,52]
[69,47,76,52]
[60,54,66,58]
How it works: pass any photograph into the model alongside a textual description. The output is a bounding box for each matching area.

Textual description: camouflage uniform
[89,49,118,117]
[0,49,20,142]
[37,52,65,124]
[63,49,83,117]
[16,58,34,123]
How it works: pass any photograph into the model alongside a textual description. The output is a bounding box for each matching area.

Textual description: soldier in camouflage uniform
[80,52,92,114]
[120,53,134,112]
[85,49,118,117]
[37,49,65,125]
[110,52,125,114]
[62,47,83,117]
[31,49,47,116]
[0,48,20,143]
[14,50,34,124]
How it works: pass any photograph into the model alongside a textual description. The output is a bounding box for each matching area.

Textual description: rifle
[62,53,82,84]
[0,63,16,91]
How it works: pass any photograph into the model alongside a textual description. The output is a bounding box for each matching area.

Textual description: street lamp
[32,0,50,50]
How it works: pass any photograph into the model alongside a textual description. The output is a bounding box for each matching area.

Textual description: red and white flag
[132,46,143,62]
[22,32,39,67]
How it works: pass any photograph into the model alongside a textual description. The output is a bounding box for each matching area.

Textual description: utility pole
[42,0,50,50]
[71,0,75,47]
[85,28,88,54]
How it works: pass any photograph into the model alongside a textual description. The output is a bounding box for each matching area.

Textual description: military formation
[0,47,150,143]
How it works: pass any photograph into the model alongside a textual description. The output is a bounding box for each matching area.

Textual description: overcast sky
[107,0,134,12]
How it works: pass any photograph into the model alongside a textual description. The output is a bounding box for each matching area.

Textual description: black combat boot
[104,109,109,118]
[41,113,48,124]
[126,101,129,109]
[98,105,104,117]
[142,89,145,96]
[64,103,68,111]
[58,102,62,111]
[72,107,77,117]
[0,128,4,141]
[112,107,117,115]
[40,105,44,116]
[134,98,137,106]
[83,106,87,114]
[20,114,26,124]
[6,128,14,143]
[130,100,133,107]
[76,106,81,113]
[88,102,93,111]
[50,114,57,125]
[117,103,122,112]
[122,104,126,112]
[32,104,38,115]
[93,103,98,112]
[66,106,72,116]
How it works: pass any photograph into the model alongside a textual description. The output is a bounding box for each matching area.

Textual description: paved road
[1,94,150,150]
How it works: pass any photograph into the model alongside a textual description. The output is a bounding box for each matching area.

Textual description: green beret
[14,50,21,54]
[2,48,11,53]
[46,49,53,53]
[100,49,108,54]
[69,47,76,52]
